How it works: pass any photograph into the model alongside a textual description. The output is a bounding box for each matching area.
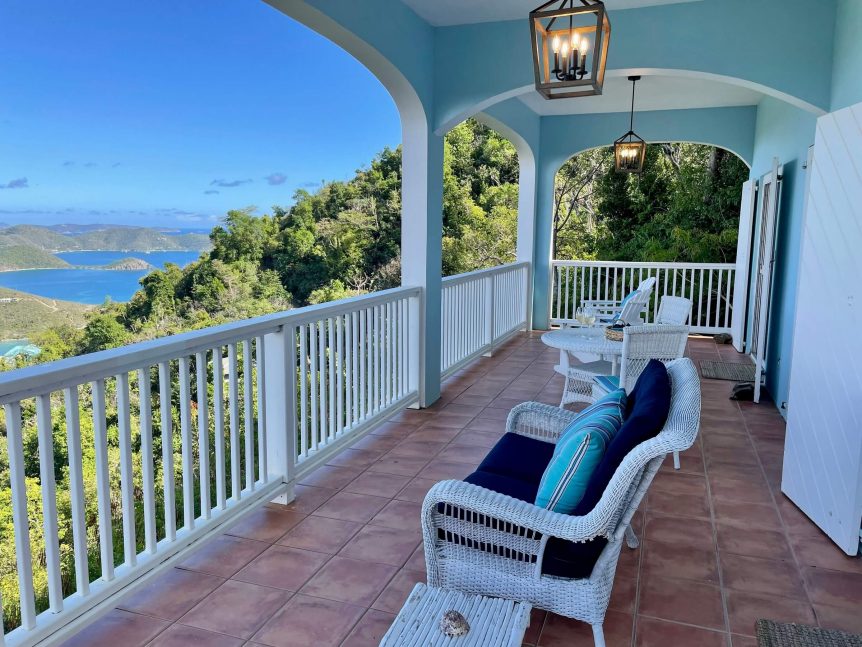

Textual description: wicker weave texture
[421,359,702,647]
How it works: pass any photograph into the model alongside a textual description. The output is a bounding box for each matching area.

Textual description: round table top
[541,328,624,356]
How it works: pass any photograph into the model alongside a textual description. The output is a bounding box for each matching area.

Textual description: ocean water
[0,251,200,304]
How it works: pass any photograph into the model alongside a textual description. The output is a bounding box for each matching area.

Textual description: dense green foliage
[0,288,91,340]
[554,144,748,263]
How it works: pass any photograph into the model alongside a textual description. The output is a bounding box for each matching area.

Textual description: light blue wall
[434,0,836,132]
[531,106,757,328]
[747,98,817,415]
[831,0,862,111]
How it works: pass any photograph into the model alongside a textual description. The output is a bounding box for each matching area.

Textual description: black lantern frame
[530,0,611,99]
[614,76,647,174]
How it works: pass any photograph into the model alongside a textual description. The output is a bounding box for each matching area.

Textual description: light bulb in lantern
[579,38,589,55]
[561,41,569,60]
[571,33,579,51]
[552,35,561,53]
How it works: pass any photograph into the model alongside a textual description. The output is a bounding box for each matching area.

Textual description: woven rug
[700,360,755,381]
[757,620,862,647]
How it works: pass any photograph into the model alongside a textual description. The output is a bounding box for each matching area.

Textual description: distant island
[101,257,155,271]
[0,224,211,271]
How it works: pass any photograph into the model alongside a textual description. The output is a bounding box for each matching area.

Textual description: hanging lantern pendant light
[614,76,647,174]
[530,0,611,99]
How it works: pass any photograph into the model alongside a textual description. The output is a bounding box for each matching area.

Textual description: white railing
[441,262,531,376]
[550,260,736,334]
[0,286,420,647]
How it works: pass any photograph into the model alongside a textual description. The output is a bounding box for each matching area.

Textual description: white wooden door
[731,179,757,352]
[782,103,862,555]
[750,159,782,403]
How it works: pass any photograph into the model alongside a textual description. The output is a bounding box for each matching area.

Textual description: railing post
[482,273,496,357]
[264,324,297,505]
[407,291,424,405]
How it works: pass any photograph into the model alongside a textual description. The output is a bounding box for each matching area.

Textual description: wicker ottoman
[380,583,531,646]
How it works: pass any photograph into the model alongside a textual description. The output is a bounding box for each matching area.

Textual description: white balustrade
[550,260,736,334]
[0,285,421,647]
[441,262,531,376]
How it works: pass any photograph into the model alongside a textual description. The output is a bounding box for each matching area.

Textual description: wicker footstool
[380,583,531,646]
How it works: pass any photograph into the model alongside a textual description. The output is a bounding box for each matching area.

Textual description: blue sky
[0,0,400,228]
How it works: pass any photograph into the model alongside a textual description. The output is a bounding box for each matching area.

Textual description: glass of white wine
[584,307,596,326]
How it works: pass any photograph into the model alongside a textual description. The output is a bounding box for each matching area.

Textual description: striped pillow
[535,389,627,513]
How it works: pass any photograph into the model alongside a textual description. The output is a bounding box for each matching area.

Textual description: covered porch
[56,334,862,647]
[1,0,861,645]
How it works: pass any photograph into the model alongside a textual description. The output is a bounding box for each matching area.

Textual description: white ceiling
[517,74,763,116]
[400,0,704,27]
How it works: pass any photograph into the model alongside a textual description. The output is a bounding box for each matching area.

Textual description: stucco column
[401,117,445,407]
[531,158,558,330]
[516,154,539,330]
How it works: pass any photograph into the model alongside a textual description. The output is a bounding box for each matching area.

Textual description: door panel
[782,104,862,555]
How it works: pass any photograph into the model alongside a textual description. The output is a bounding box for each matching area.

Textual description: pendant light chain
[629,77,636,132]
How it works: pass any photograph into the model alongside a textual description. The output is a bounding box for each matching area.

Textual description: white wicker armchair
[421,359,701,647]
[656,296,692,325]
[559,324,689,407]
[581,276,657,325]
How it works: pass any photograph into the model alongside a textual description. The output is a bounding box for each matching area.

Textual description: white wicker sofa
[421,358,701,647]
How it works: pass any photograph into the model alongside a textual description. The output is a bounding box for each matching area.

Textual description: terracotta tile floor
[60,333,862,647]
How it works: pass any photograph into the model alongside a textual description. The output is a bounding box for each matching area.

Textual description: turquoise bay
[0,251,201,304]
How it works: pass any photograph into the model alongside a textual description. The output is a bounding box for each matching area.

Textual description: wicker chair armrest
[505,401,578,444]
[422,480,605,546]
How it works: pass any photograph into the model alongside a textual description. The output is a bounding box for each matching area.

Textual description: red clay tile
[367,454,430,477]
[371,569,426,614]
[715,524,791,560]
[647,489,711,519]
[339,524,420,566]
[282,484,335,514]
[179,579,291,639]
[326,448,384,469]
[637,574,725,630]
[814,602,862,634]
[298,464,363,490]
[342,608,397,647]
[147,624,244,647]
[725,590,816,636]
[277,514,362,553]
[405,544,426,571]
[369,499,423,531]
[178,534,268,578]
[225,507,305,543]
[251,594,366,647]
[721,553,807,599]
[233,544,330,590]
[388,439,448,458]
[642,539,719,584]
[635,617,727,647]
[312,491,390,523]
[643,513,714,549]
[802,566,862,609]
[435,442,493,465]
[418,458,474,480]
[395,477,439,503]
[118,568,224,621]
[712,499,783,531]
[300,555,397,606]
[538,610,632,646]
[790,533,862,574]
[650,471,708,497]
[343,471,411,498]
[58,609,169,647]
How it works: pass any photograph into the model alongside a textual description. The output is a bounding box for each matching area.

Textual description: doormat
[700,360,756,382]
[757,619,862,647]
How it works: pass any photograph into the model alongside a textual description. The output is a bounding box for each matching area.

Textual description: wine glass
[575,307,584,325]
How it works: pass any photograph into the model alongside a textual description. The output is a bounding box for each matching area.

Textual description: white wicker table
[380,583,531,647]
[541,328,623,374]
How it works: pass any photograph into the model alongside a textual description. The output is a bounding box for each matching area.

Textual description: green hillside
[0,224,211,252]
[0,244,71,271]
[0,287,91,339]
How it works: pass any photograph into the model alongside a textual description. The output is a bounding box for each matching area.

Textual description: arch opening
[552,142,749,265]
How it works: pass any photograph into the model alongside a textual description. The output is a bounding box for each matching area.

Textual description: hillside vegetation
[0,286,91,339]
[0,224,211,252]
[0,244,72,271]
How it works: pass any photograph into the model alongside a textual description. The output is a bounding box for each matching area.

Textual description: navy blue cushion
[573,360,671,516]
[464,470,541,503]
[463,466,607,579]
[476,432,556,483]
